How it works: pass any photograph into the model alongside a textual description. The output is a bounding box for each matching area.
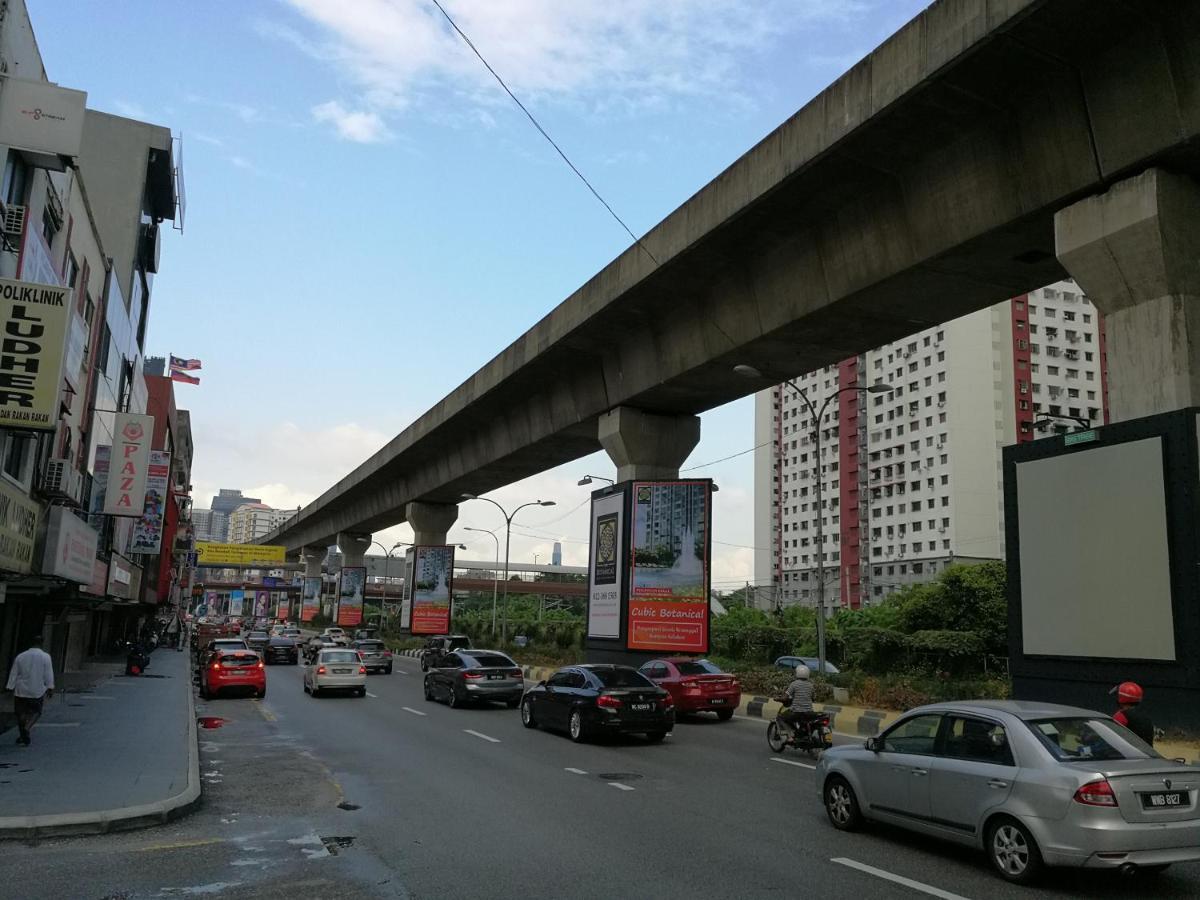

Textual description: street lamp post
[464,526,501,635]
[369,540,412,629]
[577,475,615,487]
[461,494,556,644]
[735,365,894,674]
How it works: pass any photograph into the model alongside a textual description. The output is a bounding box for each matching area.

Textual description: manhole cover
[337,802,361,811]
[197,717,229,730]
[320,835,356,854]
[597,773,642,782]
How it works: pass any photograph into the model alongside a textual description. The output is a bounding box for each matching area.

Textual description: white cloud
[273,0,871,131]
[111,99,149,119]
[311,100,391,143]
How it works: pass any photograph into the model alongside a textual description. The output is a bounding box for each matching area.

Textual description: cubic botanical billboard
[337,566,366,627]
[626,480,711,653]
[411,545,454,635]
[301,576,321,623]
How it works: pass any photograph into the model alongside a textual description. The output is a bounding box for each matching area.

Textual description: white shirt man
[6,638,54,746]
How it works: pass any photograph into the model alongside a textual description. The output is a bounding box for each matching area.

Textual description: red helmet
[1114,681,1143,705]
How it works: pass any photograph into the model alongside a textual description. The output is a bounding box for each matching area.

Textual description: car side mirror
[865,737,880,752]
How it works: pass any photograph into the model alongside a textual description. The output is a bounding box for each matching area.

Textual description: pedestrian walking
[5,635,54,746]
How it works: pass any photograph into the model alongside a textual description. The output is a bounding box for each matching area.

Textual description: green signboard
[1064,429,1098,446]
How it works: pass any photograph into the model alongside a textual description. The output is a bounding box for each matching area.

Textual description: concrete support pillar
[597,406,701,482]
[302,547,324,579]
[405,501,458,546]
[338,532,372,568]
[1055,168,1200,422]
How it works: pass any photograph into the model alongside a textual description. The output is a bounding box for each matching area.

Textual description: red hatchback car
[201,649,266,699]
[638,658,741,720]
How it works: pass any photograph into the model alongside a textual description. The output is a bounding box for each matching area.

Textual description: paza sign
[103,413,154,516]
[0,277,70,430]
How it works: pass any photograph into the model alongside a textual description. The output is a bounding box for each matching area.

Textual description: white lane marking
[401,706,426,717]
[394,670,408,676]
[366,692,378,698]
[770,756,815,770]
[831,858,972,900]
[34,722,80,727]
[564,767,587,775]
[464,729,501,743]
[74,695,115,700]
[607,782,635,792]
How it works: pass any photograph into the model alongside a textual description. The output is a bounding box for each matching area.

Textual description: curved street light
[460,494,556,643]
[370,539,413,629]
[735,364,895,673]
[577,475,615,487]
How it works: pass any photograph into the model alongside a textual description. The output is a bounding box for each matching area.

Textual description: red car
[201,649,266,699]
[638,658,741,720]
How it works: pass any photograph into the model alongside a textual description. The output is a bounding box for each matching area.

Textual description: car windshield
[247,632,267,639]
[592,668,655,689]
[1027,717,1160,762]
[468,654,514,668]
[321,651,359,664]
[357,641,384,651]
[675,660,722,675]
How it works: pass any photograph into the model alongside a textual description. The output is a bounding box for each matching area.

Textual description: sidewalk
[0,645,200,839]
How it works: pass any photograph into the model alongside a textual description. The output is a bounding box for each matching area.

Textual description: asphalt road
[3,658,1199,899]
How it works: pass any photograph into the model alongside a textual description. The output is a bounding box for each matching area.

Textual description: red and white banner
[103,413,153,516]
[411,545,454,635]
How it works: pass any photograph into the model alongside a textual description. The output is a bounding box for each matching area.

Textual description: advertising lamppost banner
[275,596,288,621]
[626,480,712,653]
[587,491,625,639]
[130,450,171,553]
[229,589,245,618]
[337,566,366,627]
[400,548,415,631]
[254,590,269,618]
[411,545,454,635]
[301,576,321,623]
[0,276,70,431]
[103,413,154,516]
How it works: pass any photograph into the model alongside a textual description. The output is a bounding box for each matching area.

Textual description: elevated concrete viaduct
[266,0,1200,555]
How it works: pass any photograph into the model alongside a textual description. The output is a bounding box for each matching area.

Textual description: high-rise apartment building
[753,281,1108,609]
[191,508,227,544]
[228,503,294,545]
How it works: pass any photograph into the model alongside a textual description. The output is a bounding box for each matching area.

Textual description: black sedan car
[520,664,674,743]
[424,649,524,708]
[264,635,299,665]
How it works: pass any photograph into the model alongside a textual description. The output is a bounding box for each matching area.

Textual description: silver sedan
[815,700,1200,884]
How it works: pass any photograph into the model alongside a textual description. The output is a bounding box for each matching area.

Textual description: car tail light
[358,666,367,675]
[597,694,623,709]
[257,661,265,669]
[1074,779,1118,807]
[463,670,483,679]
[383,651,392,658]
[317,666,326,675]
[660,694,675,710]
[211,663,220,671]
[511,668,523,679]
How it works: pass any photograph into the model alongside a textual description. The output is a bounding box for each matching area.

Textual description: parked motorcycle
[125,641,152,676]
[767,708,832,757]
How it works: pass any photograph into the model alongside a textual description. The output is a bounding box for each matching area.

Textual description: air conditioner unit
[42,458,82,504]
[2,203,26,237]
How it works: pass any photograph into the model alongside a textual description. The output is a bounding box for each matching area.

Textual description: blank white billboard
[1016,437,1175,660]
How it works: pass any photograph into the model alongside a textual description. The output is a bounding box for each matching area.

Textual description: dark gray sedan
[423,649,524,708]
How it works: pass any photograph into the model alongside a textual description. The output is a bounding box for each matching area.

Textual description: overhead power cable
[429,0,658,266]
[681,442,771,472]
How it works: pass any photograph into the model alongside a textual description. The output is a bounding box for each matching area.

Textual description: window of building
[1,431,35,488]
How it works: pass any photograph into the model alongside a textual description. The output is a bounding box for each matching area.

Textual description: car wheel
[311,685,321,698]
[824,776,863,831]
[293,656,299,666]
[521,698,537,728]
[385,666,393,675]
[716,709,734,721]
[568,709,587,743]
[421,659,429,672]
[357,687,367,698]
[987,817,1043,884]
[256,687,266,700]
[199,682,209,700]
[448,686,461,709]
[767,720,787,753]
[423,679,434,701]
[646,731,666,743]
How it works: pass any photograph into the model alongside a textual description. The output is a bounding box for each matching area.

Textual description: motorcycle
[125,641,152,676]
[767,706,833,757]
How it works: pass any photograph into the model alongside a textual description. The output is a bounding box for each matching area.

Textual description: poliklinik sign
[0,276,71,430]
[103,413,154,516]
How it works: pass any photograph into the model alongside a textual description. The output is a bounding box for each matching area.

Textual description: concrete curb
[0,668,203,841]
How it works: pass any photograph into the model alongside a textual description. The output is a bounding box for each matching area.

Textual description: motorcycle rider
[783,664,815,736]
[1111,680,1155,746]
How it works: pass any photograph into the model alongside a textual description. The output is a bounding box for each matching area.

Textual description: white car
[303,648,367,697]
[321,627,350,646]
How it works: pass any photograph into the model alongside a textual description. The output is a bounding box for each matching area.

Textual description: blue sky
[30,0,927,587]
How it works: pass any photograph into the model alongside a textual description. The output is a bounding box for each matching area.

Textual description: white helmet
[795,664,811,680]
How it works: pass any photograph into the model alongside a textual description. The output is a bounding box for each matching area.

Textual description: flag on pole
[170,370,200,385]
[169,355,202,371]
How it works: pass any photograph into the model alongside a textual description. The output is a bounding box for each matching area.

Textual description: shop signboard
[107,553,133,599]
[82,557,108,597]
[0,477,38,574]
[42,506,98,583]
[337,566,366,627]
[626,480,711,653]
[586,491,625,639]
[0,276,70,431]
[301,576,320,623]
[130,450,170,552]
[103,413,154,515]
[411,545,454,635]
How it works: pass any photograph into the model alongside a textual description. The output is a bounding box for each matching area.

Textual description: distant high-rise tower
[552,542,562,567]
